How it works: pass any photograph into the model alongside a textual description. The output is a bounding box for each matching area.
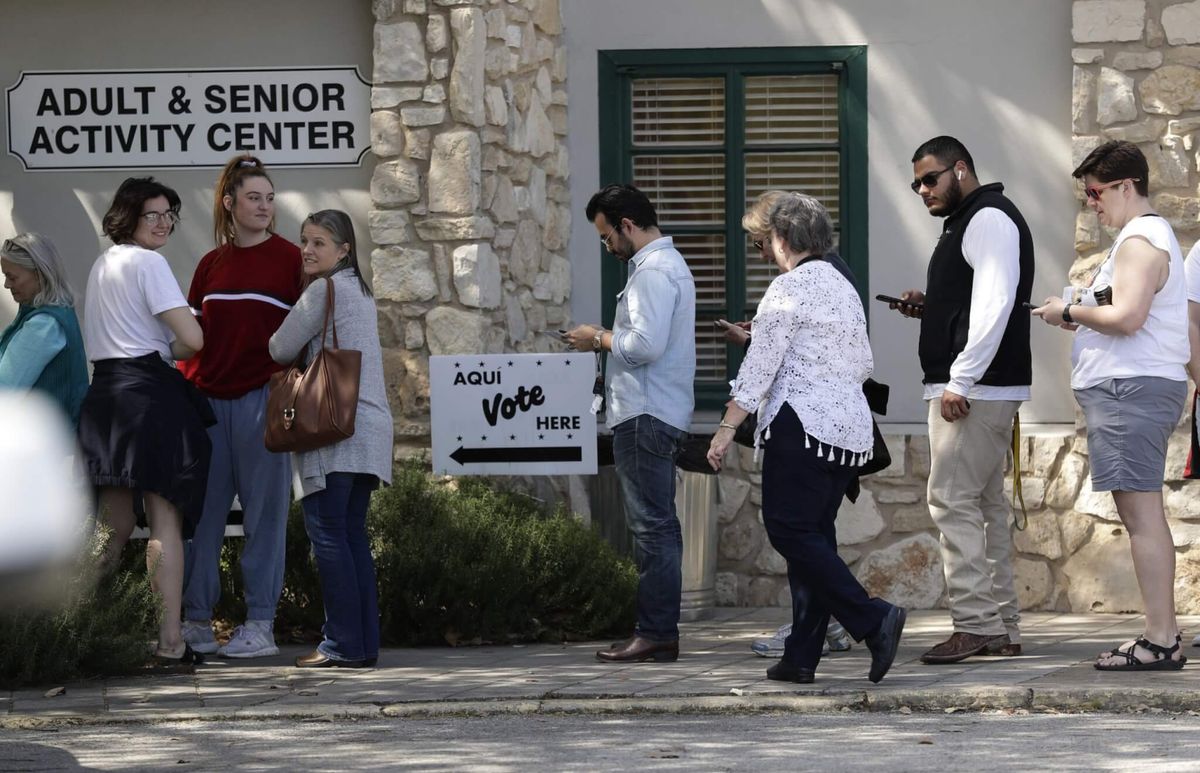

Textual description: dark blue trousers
[761,404,890,669]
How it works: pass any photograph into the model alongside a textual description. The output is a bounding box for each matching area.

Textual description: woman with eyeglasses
[1033,140,1189,671]
[78,176,212,664]
[706,192,906,685]
[0,233,88,425]
[178,155,303,661]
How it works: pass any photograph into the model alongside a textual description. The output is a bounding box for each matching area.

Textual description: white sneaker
[752,622,839,657]
[1192,633,1200,648]
[219,620,279,659]
[182,620,220,655]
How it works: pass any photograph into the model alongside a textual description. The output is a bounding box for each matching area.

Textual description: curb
[6,686,1200,727]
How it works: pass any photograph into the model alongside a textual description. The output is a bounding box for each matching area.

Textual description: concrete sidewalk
[5,609,1200,725]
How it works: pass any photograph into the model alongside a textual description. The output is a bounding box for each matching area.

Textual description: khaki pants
[927,398,1021,641]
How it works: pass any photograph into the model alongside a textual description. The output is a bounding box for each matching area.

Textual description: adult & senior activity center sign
[6,66,371,170]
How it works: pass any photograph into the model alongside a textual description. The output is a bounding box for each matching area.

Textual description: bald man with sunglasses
[891,136,1035,665]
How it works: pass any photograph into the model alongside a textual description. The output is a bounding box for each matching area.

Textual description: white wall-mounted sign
[430,353,598,476]
[6,66,371,171]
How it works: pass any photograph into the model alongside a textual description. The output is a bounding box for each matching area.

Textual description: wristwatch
[592,329,605,351]
[1062,302,1075,324]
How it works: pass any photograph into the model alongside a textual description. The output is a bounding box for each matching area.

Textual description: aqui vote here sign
[430,353,597,476]
[6,66,371,170]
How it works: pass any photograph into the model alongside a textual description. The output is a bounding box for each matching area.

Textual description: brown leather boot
[920,632,1007,664]
[984,636,1022,656]
[595,636,679,663]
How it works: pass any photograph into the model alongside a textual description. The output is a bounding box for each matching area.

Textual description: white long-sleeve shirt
[923,207,1031,403]
[731,259,874,457]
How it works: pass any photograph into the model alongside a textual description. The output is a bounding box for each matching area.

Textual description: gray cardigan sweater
[269,270,393,497]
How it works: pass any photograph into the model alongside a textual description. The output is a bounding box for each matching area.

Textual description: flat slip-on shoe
[865,606,907,683]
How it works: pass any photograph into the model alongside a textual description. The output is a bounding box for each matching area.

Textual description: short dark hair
[911,135,976,177]
[585,184,658,230]
[1072,140,1149,197]
[101,177,182,244]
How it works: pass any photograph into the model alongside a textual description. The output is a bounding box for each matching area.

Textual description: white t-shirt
[83,244,188,362]
[1071,215,1189,389]
[1184,240,1200,305]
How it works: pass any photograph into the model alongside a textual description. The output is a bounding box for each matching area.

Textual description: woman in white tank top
[1033,140,1188,672]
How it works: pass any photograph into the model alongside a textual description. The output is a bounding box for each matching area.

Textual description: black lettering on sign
[535,416,581,430]
[453,370,501,386]
[481,385,545,427]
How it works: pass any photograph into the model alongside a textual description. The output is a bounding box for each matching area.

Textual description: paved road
[3,712,1198,771]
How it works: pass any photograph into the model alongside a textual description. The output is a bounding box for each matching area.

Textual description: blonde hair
[742,190,787,236]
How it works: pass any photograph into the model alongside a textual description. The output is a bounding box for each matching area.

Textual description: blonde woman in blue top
[0,233,88,425]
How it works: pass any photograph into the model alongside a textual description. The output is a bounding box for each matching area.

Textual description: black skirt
[78,352,216,537]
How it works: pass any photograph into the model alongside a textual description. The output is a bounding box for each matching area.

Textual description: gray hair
[768,193,834,257]
[1,233,75,307]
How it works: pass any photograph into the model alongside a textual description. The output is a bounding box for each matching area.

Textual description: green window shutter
[597,47,868,413]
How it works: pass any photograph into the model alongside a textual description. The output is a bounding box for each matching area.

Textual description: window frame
[596,46,868,411]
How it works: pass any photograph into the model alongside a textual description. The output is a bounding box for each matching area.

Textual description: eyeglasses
[599,223,619,249]
[910,166,955,193]
[752,239,764,251]
[141,210,179,226]
[1084,178,1141,200]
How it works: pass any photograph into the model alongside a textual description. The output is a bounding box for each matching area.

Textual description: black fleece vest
[918,182,1033,386]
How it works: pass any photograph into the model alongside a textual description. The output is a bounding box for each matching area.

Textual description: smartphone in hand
[875,294,924,310]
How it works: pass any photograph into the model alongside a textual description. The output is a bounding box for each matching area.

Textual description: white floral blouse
[730,259,874,463]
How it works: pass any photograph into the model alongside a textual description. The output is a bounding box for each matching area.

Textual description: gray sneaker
[219,620,279,659]
[826,620,853,652]
[182,619,220,655]
[751,624,834,657]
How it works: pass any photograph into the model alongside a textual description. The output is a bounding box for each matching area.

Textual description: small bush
[0,530,157,688]
[372,462,637,645]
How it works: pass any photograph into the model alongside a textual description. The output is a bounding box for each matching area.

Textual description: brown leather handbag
[264,276,362,453]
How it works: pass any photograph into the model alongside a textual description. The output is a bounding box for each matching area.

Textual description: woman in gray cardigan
[269,210,393,669]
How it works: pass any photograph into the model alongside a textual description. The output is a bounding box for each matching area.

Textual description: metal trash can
[676,468,719,622]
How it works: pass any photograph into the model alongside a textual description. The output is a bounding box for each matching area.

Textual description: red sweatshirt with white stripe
[180,233,303,399]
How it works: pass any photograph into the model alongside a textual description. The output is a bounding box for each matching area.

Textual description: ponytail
[212,154,275,248]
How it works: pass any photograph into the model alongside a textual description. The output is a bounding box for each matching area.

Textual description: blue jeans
[301,472,380,662]
[184,385,292,622]
[612,414,684,642]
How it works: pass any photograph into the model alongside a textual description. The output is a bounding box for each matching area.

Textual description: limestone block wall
[368,0,572,454]
[716,423,1200,614]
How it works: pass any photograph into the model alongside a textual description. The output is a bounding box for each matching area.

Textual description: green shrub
[213,463,637,646]
[0,530,157,689]
[371,462,637,645]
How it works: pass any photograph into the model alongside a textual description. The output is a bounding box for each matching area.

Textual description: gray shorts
[1074,376,1187,492]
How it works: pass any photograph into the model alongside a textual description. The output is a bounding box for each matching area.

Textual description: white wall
[0,0,375,332]
[562,0,1076,425]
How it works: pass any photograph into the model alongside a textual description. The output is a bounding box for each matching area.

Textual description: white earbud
[956,170,963,181]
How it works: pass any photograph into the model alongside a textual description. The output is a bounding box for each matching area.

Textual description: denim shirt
[606,236,696,432]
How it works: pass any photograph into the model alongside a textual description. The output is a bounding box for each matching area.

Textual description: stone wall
[716,422,1200,614]
[368,0,572,456]
[718,0,1200,614]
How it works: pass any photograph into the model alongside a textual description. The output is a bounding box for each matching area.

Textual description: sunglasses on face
[910,166,955,193]
[1084,178,1141,200]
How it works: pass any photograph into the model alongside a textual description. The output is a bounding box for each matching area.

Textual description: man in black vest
[892,136,1034,665]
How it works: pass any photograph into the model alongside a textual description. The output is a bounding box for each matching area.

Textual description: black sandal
[1095,636,1187,672]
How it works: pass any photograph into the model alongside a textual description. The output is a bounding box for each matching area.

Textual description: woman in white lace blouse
[707,192,905,685]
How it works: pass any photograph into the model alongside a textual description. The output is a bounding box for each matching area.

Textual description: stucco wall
[0,0,376,327]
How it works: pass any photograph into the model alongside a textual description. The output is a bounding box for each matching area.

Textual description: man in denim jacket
[564,184,696,663]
